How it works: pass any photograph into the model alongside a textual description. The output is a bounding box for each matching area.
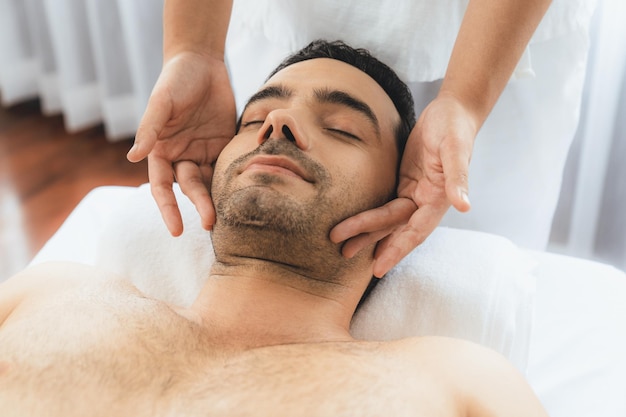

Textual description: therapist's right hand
[127,52,237,236]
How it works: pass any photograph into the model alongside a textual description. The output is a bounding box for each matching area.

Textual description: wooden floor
[0,99,148,282]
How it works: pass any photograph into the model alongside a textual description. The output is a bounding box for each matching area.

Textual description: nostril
[282,125,296,143]
[263,125,273,140]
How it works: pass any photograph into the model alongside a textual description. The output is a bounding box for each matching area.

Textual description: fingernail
[373,267,385,279]
[372,260,387,278]
[460,190,470,205]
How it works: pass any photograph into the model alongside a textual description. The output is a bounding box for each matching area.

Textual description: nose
[257,109,310,150]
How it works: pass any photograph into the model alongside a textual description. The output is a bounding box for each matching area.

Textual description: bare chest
[0,288,452,417]
[0,285,204,415]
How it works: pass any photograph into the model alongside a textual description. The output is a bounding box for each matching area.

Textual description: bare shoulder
[390,335,511,364]
[389,337,549,417]
[385,336,515,387]
[0,261,121,327]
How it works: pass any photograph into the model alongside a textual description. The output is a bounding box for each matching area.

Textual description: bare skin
[1,57,548,416]
[0,263,546,417]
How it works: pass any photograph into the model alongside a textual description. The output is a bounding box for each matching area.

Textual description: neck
[187,257,369,350]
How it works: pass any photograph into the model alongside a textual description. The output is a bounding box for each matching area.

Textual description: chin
[217,186,319,233]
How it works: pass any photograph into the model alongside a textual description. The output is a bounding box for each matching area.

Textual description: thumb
[127,93,171,162]
[441,143,471,213]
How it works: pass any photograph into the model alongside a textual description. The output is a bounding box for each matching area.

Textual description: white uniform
[225,0,598,250]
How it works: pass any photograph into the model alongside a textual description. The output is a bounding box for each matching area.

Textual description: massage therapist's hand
[331,94,475,277]
[127,52,236,236]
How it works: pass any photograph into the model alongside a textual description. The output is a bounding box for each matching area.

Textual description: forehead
[263,58,400,133]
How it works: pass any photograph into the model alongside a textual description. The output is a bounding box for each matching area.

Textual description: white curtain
[0,0,624,270]
[548,0,626,271]
[0,0,163,140]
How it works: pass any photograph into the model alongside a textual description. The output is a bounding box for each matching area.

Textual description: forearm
[163,0,233,62]
[440,0,552,128]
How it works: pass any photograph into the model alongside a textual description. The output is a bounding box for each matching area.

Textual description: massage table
[30,184,626,416]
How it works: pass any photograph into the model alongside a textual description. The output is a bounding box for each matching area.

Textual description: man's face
[211,58,400,276]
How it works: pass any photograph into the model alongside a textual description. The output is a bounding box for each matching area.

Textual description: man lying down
[0,40,547,416]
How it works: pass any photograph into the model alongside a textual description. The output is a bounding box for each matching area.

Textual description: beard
[212,139,334,234]
[211,140,387,282]
[216,185,318,235]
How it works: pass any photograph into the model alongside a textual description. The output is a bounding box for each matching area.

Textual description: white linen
[29,185,626,417]
[31,186,137,267]
[350,227,535,370]
[32,184,536,372]
[527,250,626,416]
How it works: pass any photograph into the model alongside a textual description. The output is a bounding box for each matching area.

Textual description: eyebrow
[245,85,294,108]
[240,83,381,137]
[313,88,380,137]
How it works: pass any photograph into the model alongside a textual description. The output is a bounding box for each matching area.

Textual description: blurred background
[0,0,624,282]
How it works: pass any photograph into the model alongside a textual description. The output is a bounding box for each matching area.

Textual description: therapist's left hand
[330,94,476,277]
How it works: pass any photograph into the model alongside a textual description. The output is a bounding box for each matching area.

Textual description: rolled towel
[94,183,536,372]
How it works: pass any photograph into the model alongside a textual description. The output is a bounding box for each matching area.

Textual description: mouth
[241,155,315,183]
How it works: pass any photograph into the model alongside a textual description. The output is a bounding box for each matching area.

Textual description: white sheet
[527,250,626,416]
[91,184,535,370]
[29,185,626,416]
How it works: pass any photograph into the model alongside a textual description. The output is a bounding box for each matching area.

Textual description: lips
[241,155,315,183]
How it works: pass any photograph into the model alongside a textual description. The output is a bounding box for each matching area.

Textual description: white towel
[94,184,536,372]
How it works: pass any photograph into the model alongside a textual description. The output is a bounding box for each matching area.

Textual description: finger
[148,155,183,236]
[330,198,417,243]
[440,141,471,213]
[128,92,171,163]
[174,161,216,231]
[372,203,447,277]
[340,228,395,259]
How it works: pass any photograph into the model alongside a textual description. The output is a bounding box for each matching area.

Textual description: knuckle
[150,184,172,202]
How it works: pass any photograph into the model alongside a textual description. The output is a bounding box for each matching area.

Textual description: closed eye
[241,120,265,127]
[236,118,265,133]
[326,128,361,142]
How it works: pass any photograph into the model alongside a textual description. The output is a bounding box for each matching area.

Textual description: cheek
[214,134,255,174]
[327,151,398,208]
[212,153,233,192]
[212,136,249,192]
